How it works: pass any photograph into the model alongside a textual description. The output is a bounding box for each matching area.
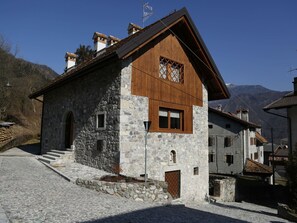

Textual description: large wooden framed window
[149,99,192,133]
[159,56,184,83]
[159,108,183,130]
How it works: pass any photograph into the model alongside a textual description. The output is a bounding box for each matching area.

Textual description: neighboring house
[29,8,229,201]
[264,77,297,154]
[208,107,267,175]
[269,144,289,182]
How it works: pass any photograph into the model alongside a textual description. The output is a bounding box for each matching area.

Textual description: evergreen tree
[74,44,94,65]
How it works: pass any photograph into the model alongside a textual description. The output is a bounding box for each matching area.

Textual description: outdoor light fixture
[143,121,151,185]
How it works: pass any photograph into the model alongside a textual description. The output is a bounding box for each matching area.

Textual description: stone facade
[41,57,210,202]
[42,62,122,172]
[119,59,209,202]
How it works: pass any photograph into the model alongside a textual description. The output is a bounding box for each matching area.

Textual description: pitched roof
[244,159,272,175]
[29,7,229,100]
[209,107,260,128]
[255,132,268,144]
[263,91,297,110]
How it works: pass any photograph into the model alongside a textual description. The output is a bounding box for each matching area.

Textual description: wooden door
[165,170,180,199]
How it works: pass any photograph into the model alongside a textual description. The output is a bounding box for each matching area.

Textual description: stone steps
[38,149,74,165]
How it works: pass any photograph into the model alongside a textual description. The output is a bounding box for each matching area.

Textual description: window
[209,153,215,163]
[254,152,258,160]
[208,124,213,129]
[159,108,183,130]
[224,137,232,147]
[159,57,184,83]
[225,155,234,164]
[208,137,214,146]
[96,112,106,130]
[96,139,106,152]
[226,124,231,128]
[250,137,256,145]
[170,150,177,164]
[193,167,199,175]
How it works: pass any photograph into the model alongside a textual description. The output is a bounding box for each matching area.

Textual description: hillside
[210,84,288,144]
[0,45,57,148]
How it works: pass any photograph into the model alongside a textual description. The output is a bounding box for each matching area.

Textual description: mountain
[210,84,289,144]
[0,46,58,147]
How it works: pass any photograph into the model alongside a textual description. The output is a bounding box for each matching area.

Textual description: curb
[36,158,74,183]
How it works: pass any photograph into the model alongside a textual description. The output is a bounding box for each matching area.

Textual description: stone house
[30,8,229,201]
[208,107,267,175]
[264,77,297,155]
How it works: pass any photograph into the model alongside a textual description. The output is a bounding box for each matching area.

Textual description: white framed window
[96,112,106,130]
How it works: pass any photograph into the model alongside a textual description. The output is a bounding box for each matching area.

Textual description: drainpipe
[271,128,275,185]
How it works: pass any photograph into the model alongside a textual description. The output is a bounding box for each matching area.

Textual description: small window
[224,137,232,147]
[209,153,215,163]
[159,108,183,130]
[97,139,105,152]
[208,125,213,129]
[254,152,258,160]
[193,167,199,175]
[250,153,253,159]
[250,137,257,145]
[159,57,184,83]
[96,112,106,130]
[208,137,214,146]
[170,150,177,164]
[226,124,231,128]
[225,155,234,164]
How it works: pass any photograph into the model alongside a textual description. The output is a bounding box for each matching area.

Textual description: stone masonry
[41,57,209,202]
[42,62,122,172]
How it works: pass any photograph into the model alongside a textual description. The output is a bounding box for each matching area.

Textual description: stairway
[38,149,74,166]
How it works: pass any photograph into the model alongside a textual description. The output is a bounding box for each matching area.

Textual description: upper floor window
[224,136,232,147]
[250,137,256,145]
[159,57,184,83]
[96,112,106,130]
[208,137,215,147]
[159,108,183,130]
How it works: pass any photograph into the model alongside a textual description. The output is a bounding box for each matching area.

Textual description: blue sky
[0,0,296,91]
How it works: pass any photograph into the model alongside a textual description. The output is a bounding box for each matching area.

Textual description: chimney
[293,77,297,95]
[93,32,107,52]
[107,35,120,46]
[65,52,77,71]
[128,23,142,35]
[216,104,222,111]
[236,109,249,122]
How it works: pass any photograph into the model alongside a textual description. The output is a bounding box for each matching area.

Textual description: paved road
[0,147,292,223]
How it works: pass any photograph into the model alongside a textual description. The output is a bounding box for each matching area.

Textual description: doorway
[165,170,181,199]
[64,112,74,149]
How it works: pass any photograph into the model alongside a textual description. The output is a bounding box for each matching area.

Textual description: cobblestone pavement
[0,147,292,223]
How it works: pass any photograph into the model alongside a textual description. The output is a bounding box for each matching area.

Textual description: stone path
[0,146,292,223]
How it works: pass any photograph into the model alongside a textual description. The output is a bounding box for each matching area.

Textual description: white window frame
[96,112,106,130]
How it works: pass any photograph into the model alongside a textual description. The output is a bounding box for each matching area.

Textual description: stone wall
[76,178,171,203]
[42,62,122,172]
[209,174,236,202]
[119,59,209,202]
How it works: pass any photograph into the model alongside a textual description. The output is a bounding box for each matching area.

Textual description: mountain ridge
[210,84,288,144]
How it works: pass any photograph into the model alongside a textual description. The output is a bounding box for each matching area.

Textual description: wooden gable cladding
[131,31,203,107]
